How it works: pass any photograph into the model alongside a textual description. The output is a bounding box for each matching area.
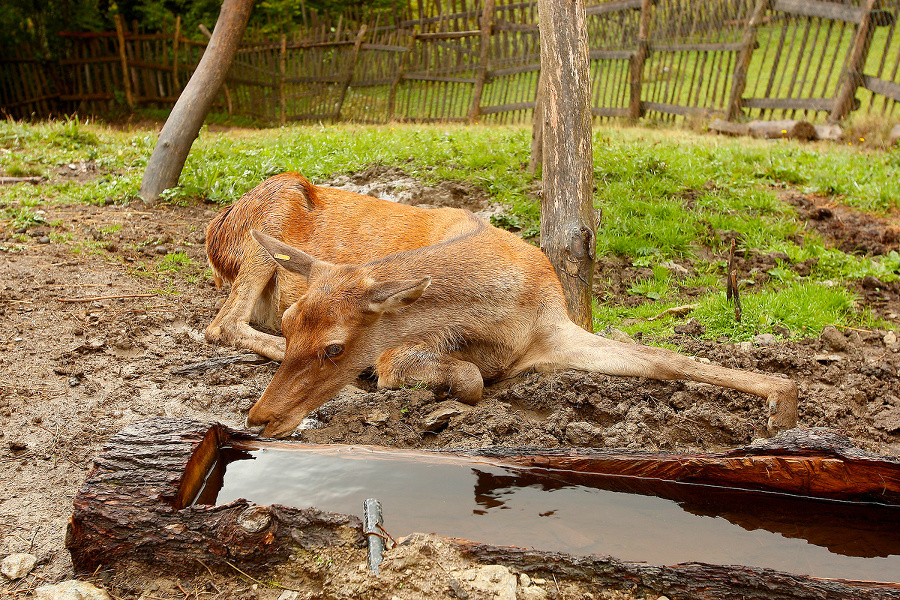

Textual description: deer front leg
[205,258,286,362]
[376,343,483,405]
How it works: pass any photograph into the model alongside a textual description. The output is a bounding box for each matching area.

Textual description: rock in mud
[1,552,37,579]
[422,401,470,432]
[753,333,777,346]
[820,325,848,352]
[462,565,517,600]
[35,580,111,600]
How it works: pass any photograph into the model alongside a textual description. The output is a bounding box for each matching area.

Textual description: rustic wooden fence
[2,0,899,125]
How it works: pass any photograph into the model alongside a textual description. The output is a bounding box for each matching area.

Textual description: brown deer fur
[205,173,799,438]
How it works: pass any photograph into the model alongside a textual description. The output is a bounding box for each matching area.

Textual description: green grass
[2,119,899,342]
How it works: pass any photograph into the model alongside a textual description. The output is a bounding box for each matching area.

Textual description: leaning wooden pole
[537,0,595,331]
[138,0,254,204]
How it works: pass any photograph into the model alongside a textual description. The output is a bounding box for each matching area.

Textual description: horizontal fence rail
[2,0,899,125]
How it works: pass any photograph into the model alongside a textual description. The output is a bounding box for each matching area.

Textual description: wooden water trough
[66,418,900,599]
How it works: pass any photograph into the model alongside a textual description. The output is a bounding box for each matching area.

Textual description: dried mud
[1,166,900,599]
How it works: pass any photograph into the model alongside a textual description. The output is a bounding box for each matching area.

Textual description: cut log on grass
[748,119,817,140]
[814,123,843,141]
[709,118,750,136]
[890,124,900,147]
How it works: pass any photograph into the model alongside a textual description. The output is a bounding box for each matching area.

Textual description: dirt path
[1,169,899,598]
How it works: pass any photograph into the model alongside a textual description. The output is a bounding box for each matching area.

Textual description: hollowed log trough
[66,418,900,599]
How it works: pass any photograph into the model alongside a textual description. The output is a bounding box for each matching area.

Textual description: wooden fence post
[468,0,495,123]
[113,15,134,108]
[335,24,368,122]
[830,0,879,122]
[279,34,287,125]
[537,0,596,332]
[628,0,653,120]
[726,0,770,121]
[387,30,416,122]
[528,72,544,174]
[173,16,181,91]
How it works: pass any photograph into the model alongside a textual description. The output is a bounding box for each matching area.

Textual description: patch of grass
[156,252,195,273]
[692,282,856,341]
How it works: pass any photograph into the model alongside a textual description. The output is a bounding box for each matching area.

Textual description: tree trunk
[537,0,595,331]
[138,0,254,204]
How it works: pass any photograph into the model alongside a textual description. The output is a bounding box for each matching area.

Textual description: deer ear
[252,230,323,279]
[367,277,431,314]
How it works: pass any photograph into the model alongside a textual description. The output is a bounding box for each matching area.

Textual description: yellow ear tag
[274,253,290,260]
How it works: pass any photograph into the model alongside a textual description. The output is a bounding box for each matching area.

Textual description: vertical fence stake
[629,0,653,120]
[279,34,287,125]
[173,16,181,92]
[387,30,416,122]
[335,24,367,122]
[830,0,879,123]
[468,0,495,123]
[114,15,134,108]
[726,0,770,121]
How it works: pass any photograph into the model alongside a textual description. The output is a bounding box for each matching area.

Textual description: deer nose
[244,417,265,435]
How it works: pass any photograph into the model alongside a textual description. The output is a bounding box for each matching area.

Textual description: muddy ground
[1,165,900,599]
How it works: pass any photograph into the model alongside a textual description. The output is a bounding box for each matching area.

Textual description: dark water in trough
[199,444,900,583]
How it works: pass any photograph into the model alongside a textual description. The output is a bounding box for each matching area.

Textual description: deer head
[246,230,431,437]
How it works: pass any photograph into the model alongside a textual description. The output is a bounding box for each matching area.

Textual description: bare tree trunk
[537,0,595,332]
[138,0,254,204]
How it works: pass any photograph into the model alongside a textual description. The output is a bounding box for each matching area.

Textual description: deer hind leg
[205,254,286,362]
[538,326,798,432]
[376,343,483,405]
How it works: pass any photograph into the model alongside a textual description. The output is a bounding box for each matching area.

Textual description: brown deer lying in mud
[205,172,799,438]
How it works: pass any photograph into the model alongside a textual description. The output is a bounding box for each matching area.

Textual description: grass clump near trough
[1,118,898,343]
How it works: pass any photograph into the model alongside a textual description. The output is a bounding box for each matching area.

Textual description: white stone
[277,592,302,600]
[35,580,112,600]
[520,587,548,600]
[519,573,531,588]
[1,553,37,579]
[463,565,516,600]
[884,331,897,346]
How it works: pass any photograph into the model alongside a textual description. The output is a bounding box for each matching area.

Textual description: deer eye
[324,344,344,358]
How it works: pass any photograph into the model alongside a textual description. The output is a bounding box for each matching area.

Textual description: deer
[205,172,799,439]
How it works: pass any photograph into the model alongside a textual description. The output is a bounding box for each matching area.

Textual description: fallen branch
[0,176,44,185]
[170,353,271,375]
[648,304,696,321]
[58,293,158,303]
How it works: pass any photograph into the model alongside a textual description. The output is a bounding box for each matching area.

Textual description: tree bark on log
[453,543,900,600]
[65,418,363,573]
[67,418,900,597]
[537,0,595,332]
[138,0,253,204]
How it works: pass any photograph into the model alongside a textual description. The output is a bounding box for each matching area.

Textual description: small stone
[1,553,37,579]
[447,578,469,599]
[874,406,900,433]
[885,331,898,346]
[464,565,516,600]
[38,236,51,244]
[35,580,111,600]
[364,409,390,425]
[520,587,548,600]
[519,573,531,588]
[276,592,302,600]
[738,341,753,353]
[600,327,634,344]
[422,401,469,432]
[673,318,705,337]
[753,333,777,346]
[814,353,843,363]
[862,275,885,290]
[820,325,848,352]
